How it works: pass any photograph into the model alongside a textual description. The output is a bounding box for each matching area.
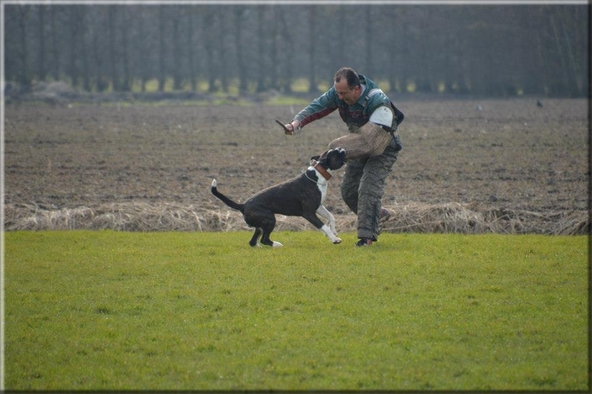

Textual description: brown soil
[4,98,589,234]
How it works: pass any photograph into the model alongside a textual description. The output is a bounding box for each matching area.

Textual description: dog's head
[310,147,347,171]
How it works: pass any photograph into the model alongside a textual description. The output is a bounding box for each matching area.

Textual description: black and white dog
[210,147,347,247]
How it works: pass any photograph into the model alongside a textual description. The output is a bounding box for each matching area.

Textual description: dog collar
[312,161,332,181]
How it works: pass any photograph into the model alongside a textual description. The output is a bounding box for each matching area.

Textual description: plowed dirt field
[4,97,589,234]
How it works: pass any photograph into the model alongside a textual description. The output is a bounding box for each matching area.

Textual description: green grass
[4,231,588,390]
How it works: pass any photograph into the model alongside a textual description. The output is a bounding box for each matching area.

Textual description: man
[284,67,403,247]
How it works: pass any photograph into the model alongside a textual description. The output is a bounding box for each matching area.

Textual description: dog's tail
[210,179,245,213]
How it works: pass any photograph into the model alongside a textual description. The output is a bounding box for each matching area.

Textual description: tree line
[5,4,588,97]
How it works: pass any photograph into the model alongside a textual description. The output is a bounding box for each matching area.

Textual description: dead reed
[4,202,589,235]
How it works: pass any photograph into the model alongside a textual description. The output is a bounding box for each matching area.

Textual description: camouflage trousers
[341,132,401,241]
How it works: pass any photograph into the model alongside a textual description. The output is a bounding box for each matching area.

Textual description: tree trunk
[108,5,119,91]
[172,12,183,91]
[549,13,571,96]
[187,12,197,92]
[37,6,47,82]
[17,6,32,91]
[50,6,60,81]
[279,10,293,93]
[119,9,131,91]
[68,7,80,88]
[80,7,92,92]
[158,6,166,92]
[256,6,266,93]
[203,7,217,93]
[559,9,584,95]
[137,11,148,92]
[308,6,318,93]
[235,7,248,94]
[220,8,229,93]
[270,6,278,90]
[364,6,373,76]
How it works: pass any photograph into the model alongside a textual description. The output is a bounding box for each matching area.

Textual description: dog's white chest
[317,182,328,202]
[309,166,329,202]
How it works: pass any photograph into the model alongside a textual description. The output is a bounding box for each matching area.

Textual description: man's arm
[284,89,339,132]
[365,90,399,131]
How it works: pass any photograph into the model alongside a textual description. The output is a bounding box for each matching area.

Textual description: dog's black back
[243,171,321,217]
[210,171,321,217]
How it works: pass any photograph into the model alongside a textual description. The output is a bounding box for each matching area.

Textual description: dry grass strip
[4,202,589,235]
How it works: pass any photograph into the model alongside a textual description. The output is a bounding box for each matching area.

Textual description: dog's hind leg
[261,232,283,247]
[261,228,283,247]
[256,213,282,247]
[261,222,284,248]
[263,238,283,247]
[249,228,263,247]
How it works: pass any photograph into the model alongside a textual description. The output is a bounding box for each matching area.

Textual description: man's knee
[358,185,384,204]
[341,183,359,213]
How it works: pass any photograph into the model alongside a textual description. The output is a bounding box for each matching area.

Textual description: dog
[210,147,347,247]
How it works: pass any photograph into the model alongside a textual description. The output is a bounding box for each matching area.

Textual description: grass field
[4,231,588,390]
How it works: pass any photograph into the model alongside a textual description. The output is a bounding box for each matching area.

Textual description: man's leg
[356,139,399,241]
[340,159,365,215]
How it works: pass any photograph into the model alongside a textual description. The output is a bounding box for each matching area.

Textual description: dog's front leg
[316,205,338,236]
[320,225,342,244]
[304,210,342,244]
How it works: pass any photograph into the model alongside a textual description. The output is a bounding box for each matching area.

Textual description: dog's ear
[318,149,331,160]
[310,155,320,163]
[329,147,346,158]
[325,147,347,170]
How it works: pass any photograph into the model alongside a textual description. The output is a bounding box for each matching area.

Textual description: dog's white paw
[333,238,342,244]
[272,241,283,247]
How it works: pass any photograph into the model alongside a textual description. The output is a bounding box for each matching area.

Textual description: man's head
[334,67,362,106]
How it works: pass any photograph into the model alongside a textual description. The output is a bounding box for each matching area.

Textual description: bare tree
[187,10,198,92]
[278,9,294,93]
[108,5,120,91]
[14,5,33,91]
[234,6,249,94]
[307,5,319,93]
[219,7,230,93]
[119,8,132,92]
[49,6,61,81]
[172,8,183,91]
[79,7,92,92]
[364,6,373,78]
[256,6,266,93]
[269,5,280,90]
[136,7,149,92]
[202,6,217,93]
[37,6,47,82]
[157,5,166,92]
[3,3,588,98]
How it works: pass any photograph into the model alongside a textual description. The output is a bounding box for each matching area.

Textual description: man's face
[334,79,361,106]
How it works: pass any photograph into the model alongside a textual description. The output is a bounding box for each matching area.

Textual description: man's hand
[275,119,300,135]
